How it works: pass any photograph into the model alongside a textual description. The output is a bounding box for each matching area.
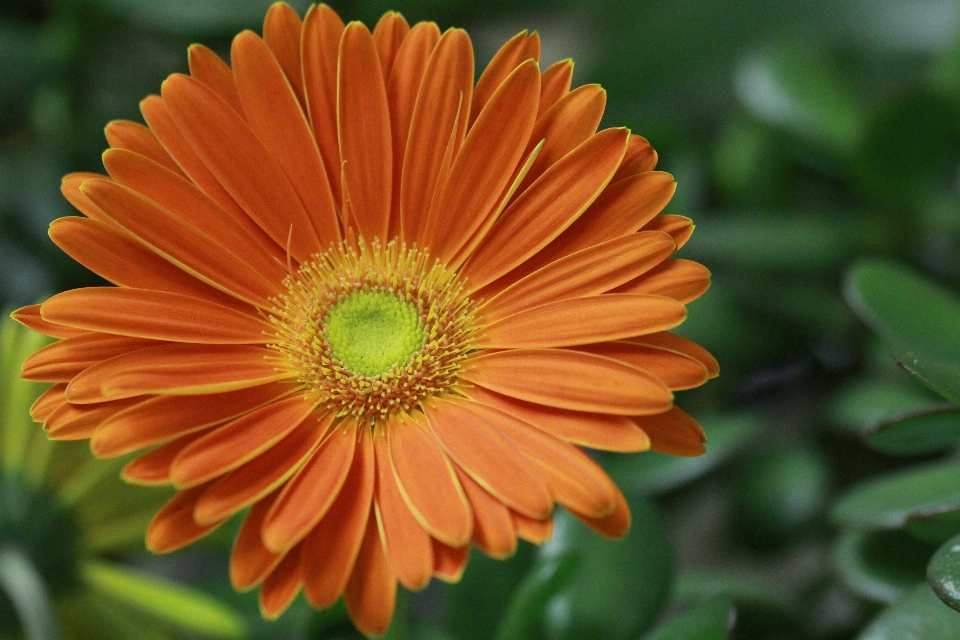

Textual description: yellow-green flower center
[323,291,425,377]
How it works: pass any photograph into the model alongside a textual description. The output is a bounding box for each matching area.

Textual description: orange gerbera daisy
[15,3,717,635]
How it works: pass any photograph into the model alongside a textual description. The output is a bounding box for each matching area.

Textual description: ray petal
[31,383,67,422]
[425,398,552,519]
[400,28,473,242]
[575,341,709,391]
[12,304,82,339]
[262,421,358,553]
[512,513,553,544]
[187,45,244,115]
[461,128,629,290]
[629,332,719,378]
[480,293,687,349]
[122,432,209,486]
[301,425,376,607]
[41,288,273,344]
[372,11,410,79]
[423,60,540,261]
[170,396,317,488]
[231,493,283,590]
[463,349,673,416]
[616,258,711,304]
[92,383,294,457]
[470,31,540,125]
[61,172,110,222]
[464,385,650,453]
[232,31,340,247]
[302,4,345,205]
[388,413,472,547]
[338,22,393,241]
[373,428,433,591]
[642,214,694,249]
[45,398,139,441]
[259,544,302,619]
[632,406,707,456]
[538,59,573,117]
[104,120,182,174]
[146,483,225,552]
[612,134,658,180]
[345,511,397,637]
[454,466,516,559]
[263,2,305,105]
[432,540,469,582]
[573,485,630,539]
[160,73,322,262]
[22,332,156,383]
[480,232,676,320]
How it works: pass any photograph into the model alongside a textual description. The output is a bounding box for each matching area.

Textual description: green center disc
[323,290,425,377]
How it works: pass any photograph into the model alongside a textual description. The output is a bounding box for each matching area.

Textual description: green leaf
[833,530,933,603]
[672,573,799,638]
[832,459,960,530]
[844,259,960,362]
[494,552,580,640]
[896,354,960,406]
[856,583,960,639]
[81,560,247,638]
[606,413,757,495]
[867,407,960,455]
[540,498,672,640]
[642,595,733,640]
[928,533,960,613]
[830,377,941,436]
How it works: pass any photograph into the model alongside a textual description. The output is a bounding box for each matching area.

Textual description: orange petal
[262,421,358,553]
[259,544,303,620]
[12,304,83,340]
[432,539,469,582]
[573,484,631,539]
[61,172,110,223]
[512,512,553,544]
[104,120,182,174]
[262,2,305,105]
[372,11,410,78]
[632,406,707,456]
[480,232,676,320]
[231,493,283,590]
[538,59,573,118]
[612,134,658,181]
[80,178,278,309]
[66,344,285,403]
[464,349,673,416]
[400,28,473,242]
[630,332,719,378]
[462,128,629,290]
[146,483,225,552]
[232,31,340,248]
[122,431,209,486]
[642,214,694,250]
[575,341,709,391]
[454,466,517,559]
[301,425,376,607]
[140,96,268,237]
[386,21,440,235]
[338,22,392,241]
[170,396,317,488]
[425,398,552,519]
[22,332,154,383]
[423,60,540,260]
[195,413,331,525]
[161,74,322,263]
[92,383,293,457]
[480,293,687,349]
[373,428,433,591]
[345,510,397,636]
[41,288,272,344]
[101,148,288,284]
[49,217,250,311]
[388,413,472,547]
[618,258,710,305]
[302,4,345,206]
[465,385,650,453]
[188,45,244,115]
[515,84,606,195]
[525,172,677,274]
[470,31,540,125]
[480,403,619,519]
[46,399,138,441]
[31,383,67,422]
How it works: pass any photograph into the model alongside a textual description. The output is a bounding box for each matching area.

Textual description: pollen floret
[270,239,478,422]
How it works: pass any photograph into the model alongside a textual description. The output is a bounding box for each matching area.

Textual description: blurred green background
[5,0,960,638]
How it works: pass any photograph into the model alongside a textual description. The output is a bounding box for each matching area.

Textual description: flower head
[16,2,717,635]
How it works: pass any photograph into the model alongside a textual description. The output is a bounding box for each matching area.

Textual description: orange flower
[16,3,717,635]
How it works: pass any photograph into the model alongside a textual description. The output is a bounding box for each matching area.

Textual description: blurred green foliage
[5,0,960,638]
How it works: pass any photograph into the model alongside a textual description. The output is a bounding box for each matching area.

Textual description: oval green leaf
[928,532,960,612]
[856,583,960,639]
[494,552,581,640]
[896,354,960,406]
[868,406,960,455]
[833,530,933,603]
